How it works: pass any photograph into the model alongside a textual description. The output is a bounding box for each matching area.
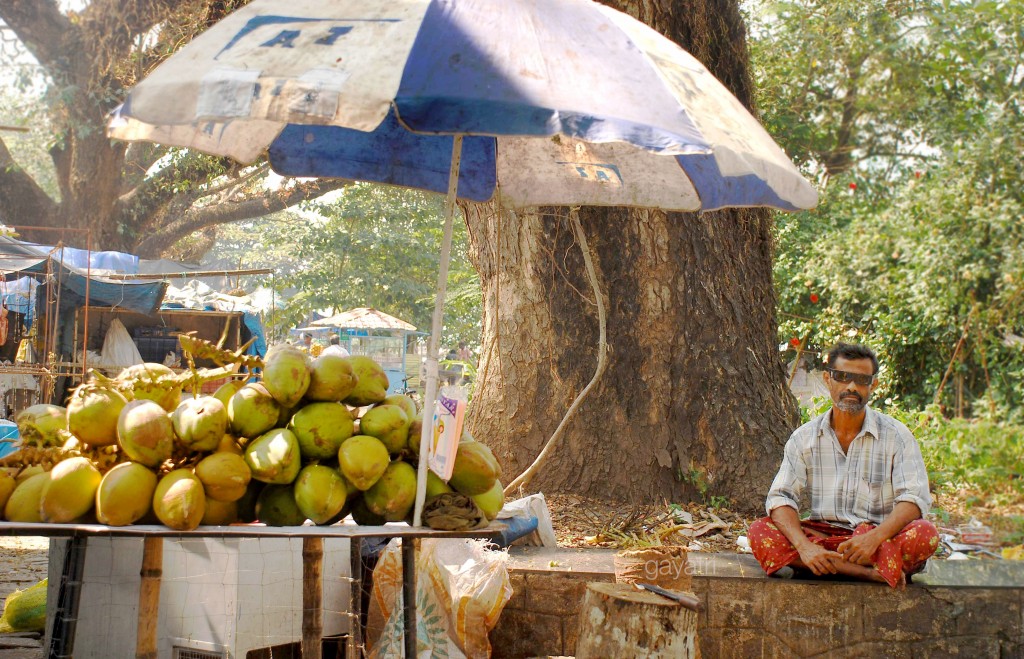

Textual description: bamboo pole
[302,537,324,659]
[136,537,163,659]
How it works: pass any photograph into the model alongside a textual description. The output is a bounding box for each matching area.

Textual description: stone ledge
[492,548,1024,658]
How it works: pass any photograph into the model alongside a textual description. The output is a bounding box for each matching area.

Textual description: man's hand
[837,531,882,566]
[796,542,843,575]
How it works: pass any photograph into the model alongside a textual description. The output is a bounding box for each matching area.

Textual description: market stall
[0,236,167,414]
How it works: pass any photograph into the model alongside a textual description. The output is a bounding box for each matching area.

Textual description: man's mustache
[841,392,863,403]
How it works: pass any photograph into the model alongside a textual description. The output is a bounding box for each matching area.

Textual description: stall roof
[310,307,417,331]
[0,236,167,315]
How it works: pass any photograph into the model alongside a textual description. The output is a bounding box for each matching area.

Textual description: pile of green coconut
[0,346,504,531]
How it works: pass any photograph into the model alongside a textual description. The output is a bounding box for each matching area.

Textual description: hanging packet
[429,385,467,480]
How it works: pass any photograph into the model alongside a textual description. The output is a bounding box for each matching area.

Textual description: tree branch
[115,152,239,230]
[0,134,58,224]
[0,0,73,74]
[133,178,351,257]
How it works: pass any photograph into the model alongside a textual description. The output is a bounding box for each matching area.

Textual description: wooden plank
[135,537,163,659]
[302,537,324,659]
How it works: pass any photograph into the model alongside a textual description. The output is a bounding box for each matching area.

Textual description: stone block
[562,611,580,655]
[490,609,563,659]
[762,580,863,655]
[909,635,1000,656]
[826,641,913,658]
[689,576,710,629]
[506,573,528,611]
[526,572,602,616]
[706,576,764,629]
[948,588,1022,639]
[860,584,950,642]
[717,627,763,658]
[697,628,721,658]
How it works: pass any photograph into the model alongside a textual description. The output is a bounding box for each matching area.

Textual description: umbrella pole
[413,135,464,526]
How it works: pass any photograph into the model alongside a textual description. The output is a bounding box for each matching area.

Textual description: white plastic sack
[100,319,144,368]
[497,493,557,548]
[368,538,512,659]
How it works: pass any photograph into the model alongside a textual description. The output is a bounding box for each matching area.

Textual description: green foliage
[205,184,483,347]
[755,0,1024,420]
[884,404,1024,508]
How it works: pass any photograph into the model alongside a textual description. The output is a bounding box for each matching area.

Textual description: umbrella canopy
[310,307,417,332]
[109,0,817,213]
[108,0,818,537]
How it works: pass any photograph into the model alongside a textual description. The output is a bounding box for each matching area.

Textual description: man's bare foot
[794,557,896,586]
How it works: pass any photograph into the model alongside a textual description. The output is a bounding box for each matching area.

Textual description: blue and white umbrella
[108,0,817,527]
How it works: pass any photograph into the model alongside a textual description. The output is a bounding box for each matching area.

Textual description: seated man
[749,343,938,589]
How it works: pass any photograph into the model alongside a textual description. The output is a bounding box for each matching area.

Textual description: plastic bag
[100,319,144,369]
[367,539,512,659]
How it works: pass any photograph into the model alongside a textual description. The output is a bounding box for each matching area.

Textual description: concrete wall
[490,550,1023,658]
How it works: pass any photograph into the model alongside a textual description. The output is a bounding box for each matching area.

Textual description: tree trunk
[464,0,798,510]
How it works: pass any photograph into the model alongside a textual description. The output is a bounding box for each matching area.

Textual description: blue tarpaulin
[0,237,165,315]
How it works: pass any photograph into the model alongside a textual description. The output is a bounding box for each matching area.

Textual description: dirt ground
[0,537,47,659]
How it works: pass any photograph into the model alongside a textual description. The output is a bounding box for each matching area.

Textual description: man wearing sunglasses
[748,343,938,589]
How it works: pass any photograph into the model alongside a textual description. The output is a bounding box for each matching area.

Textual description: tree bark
[464,0,798,510]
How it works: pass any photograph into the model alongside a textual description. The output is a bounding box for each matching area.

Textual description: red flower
[915,170,923,178]
[790,337,801,347]
[810,293,819,303]
[848,182,857,190]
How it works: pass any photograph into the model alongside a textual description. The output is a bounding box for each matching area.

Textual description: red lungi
[747,516,939,588]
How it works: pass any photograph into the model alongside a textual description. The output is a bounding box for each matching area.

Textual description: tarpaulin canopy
[0,237,166,315]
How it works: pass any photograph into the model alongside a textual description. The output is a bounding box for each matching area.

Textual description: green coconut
[338,435,391,491]
[255,484,305,526]
[195,452,252,502]
[152,469,206,531]
[380,395,418,422]
[3,472,49,523]
[171,396,228,452]
[363,460,418,522]
[95,462,158,526]
[288,402,354,460]
[359,404,410,454]
[293,465,348,525]
[15,404,68,447]
[212,379,245,408]
[306,353,359,402]
[39,456,102,523]
[117,399,175,468]
[261,345,312,408]
[350,496,386,526]
[227,383,281,438]
[201,498,239,525]
[342,356,389,406]
[448,441,501,496]
[117,363,182,412]
[471,480,505,521]
[66,382,128,447]
[244,428,301,484]
[0,470,15,516]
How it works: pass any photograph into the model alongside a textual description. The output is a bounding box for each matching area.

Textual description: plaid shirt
[765,407,932,528]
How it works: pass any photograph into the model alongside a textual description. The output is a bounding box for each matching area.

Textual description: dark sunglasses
[827,368,875,386]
